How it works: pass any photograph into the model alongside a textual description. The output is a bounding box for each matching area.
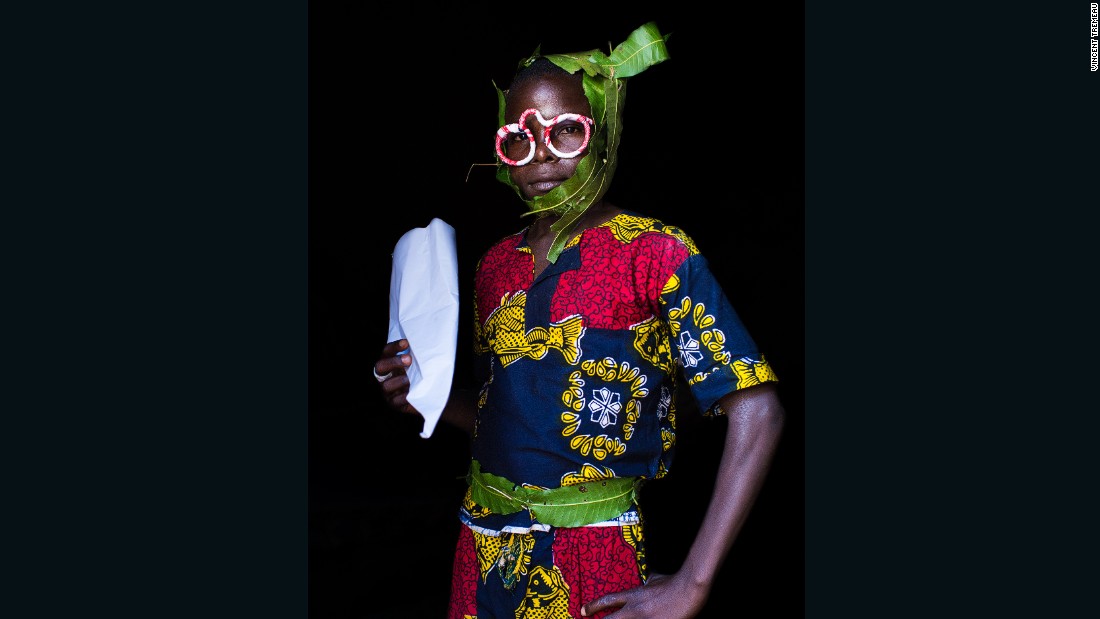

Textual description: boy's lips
[528,179,566,194]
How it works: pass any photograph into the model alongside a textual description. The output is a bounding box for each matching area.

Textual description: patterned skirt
[446,521,647,619]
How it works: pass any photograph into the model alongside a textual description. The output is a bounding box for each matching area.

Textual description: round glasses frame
[494,108,595,166]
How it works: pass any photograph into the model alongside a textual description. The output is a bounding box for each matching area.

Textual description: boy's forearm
[680,384,785,591]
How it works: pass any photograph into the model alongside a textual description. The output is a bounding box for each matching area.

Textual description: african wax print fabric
[446,522,646,619]
[467,211,776,509]
[453,211,777,616]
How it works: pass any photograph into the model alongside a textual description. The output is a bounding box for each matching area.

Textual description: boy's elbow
[726,383,785,435]
[753,390,784,437]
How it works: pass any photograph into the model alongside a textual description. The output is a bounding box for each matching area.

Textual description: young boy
[373,23,784,619]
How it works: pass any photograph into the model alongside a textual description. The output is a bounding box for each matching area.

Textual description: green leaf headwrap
[494,22,670,263]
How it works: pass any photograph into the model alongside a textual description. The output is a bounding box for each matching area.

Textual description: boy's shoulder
[601,211,701,256]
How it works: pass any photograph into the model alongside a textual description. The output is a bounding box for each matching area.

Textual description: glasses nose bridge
[524,111,557,162]
[531,127,557,162]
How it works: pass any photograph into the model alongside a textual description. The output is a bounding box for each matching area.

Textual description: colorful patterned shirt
[464,211,776,529]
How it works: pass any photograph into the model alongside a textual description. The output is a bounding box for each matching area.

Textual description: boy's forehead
[505,74,590,118]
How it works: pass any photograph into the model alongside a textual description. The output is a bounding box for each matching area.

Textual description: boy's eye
[503,132,533,159]
[550,123,587,153]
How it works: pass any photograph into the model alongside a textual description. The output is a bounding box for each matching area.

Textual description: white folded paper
[386,218,460,438]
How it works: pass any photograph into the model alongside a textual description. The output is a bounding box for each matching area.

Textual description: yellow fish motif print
[580,212,702,255]
[630,316,673,373]
[483,291,585,367]
[514,565,572,619]
[605,214,660,244]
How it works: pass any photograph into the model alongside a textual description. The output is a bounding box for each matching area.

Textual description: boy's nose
[530,133,558,163]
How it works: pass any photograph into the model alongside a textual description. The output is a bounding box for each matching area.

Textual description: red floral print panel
[551,229,689,329]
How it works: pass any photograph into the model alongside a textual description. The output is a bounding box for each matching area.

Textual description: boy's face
[505,72,592,201]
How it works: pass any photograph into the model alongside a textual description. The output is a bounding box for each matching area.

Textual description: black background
[11,2,1100,618]
[309,3,803,618]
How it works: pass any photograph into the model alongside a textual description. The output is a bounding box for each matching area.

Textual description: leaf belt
[466,459,640,528]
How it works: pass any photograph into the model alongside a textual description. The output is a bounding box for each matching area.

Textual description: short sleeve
[662,252,778,416]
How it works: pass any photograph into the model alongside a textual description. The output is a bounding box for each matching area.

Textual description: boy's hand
[581,572,707,618]
[373,339,418,416]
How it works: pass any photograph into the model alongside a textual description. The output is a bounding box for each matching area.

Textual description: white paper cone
[385,218,460,438]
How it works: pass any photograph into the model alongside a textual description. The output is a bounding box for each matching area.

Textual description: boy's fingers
[581,590,629,616]
[383,353,413,374]
[374,343,412,380]
[381,339,409,356]
[380,374,410,398]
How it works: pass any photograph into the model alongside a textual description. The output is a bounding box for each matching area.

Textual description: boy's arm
[581,383,785,618]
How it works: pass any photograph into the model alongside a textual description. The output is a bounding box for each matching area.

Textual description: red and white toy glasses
[495,108,595,166]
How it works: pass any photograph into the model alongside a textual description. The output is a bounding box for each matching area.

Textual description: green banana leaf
[467,460,640,528]
[542,22,670,80]
[493,80,506,127]
[543,48,613,77]
[606,21,670,78]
